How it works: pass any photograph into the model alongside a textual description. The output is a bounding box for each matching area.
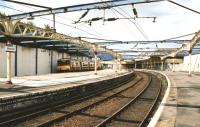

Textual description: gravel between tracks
[53,72,150,127]
[108,75,161,127]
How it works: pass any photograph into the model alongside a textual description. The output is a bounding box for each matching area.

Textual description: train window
[66,61,70,65]
[82,62,87,67]
[58,60,70,66]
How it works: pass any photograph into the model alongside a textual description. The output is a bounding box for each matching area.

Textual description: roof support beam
[161,30,200,60]
[97,40,190,45]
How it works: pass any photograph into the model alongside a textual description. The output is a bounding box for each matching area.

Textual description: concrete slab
[0,69,126,87]
[156,71,200,127]
[0,69,128,99]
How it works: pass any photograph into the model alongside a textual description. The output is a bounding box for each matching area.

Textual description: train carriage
[57,58,71,72]
[57,58,102,72]
[89,61,95,70]
[81,61,89,71]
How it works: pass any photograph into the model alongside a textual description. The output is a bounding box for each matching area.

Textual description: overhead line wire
[15,2,109,39]
[99,0,143,41]
[23,4,107,38]
[111,7,149,40]
[168,0,200,15]
[162,32,196,40]
[116,6,149,40]
[108,7,141,40]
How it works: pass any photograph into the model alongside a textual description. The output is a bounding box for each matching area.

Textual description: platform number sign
[5,44,16,52]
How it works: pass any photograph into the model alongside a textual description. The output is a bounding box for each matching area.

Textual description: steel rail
[139,79,162,127]
[36,73,146,127]
[95,74,152,127]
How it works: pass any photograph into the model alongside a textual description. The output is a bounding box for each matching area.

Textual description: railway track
[0,72,137,127]
[0,72,162,127]
[32,72,152,127]
[96,75,162,127]
[18,72,146,127]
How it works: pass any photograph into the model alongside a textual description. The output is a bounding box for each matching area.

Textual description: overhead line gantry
[5,0,165,20]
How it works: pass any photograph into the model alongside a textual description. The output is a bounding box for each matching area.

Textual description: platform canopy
[92,38,200,60]
[0,0,200,61]
[0,18,118,58]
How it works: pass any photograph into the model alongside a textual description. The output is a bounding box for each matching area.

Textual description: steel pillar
[172,58,175,72]
[50,50,53,73]
[6,41,12,84]
[53,13,56,32]
[188,51,192,76]
[134,62,137,69]
[119,61,122,71]
[150,61,152,69]
[161,61,164,71]
[35,47,38,75]
[15,45,17,76]
[118,58,122,71]
[94,53,97,75]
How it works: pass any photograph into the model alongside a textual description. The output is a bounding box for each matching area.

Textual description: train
[57,58,102,72]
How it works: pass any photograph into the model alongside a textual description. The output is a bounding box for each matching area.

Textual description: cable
[1,2,119,41]
[168,0,200,15]
[100,0,148,40]
[75,23,109,38]
[112,7,149,40]
[79,36,123,42]
[98,0,142,40]
[79,36,189,45]
[25,4,106,38]
[13,3,109,39]
[0,4,22,12]
[2,0,52,9]
[74,10,89,24]
[109,9,141,40]
[116,6,149,40]
[114,6,148,46]
[162,32,196,40]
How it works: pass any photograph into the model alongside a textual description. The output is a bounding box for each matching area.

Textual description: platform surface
[0,69,128,99]
[157,71,200,127]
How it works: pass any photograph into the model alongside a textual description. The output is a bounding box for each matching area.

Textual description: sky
[0,0,200,59]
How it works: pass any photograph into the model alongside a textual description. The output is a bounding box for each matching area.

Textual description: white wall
[170,54,200,72]
[0,44,71,77]
[182,54,200,72]
[17,46,36,76]
[37,49,51,75]
[0,43,15,77]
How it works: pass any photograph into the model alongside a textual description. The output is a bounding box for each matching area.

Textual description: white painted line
[144,70,172,127]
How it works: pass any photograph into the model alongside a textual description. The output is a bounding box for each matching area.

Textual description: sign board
[5,45,16,52]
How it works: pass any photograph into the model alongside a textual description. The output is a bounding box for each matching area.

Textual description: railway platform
[155,71,200,127]
[0,69,128,99]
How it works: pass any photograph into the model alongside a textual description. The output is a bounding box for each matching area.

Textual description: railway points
[0,0,200,127]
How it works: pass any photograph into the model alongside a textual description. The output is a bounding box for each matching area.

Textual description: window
[58,60,70,66]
